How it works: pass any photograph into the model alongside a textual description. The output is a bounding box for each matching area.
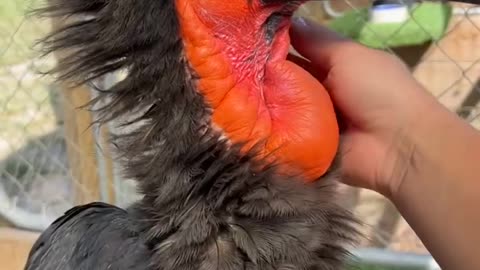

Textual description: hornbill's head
[36,0,358,269]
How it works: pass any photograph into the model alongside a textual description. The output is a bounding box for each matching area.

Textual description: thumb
[290,17,351,72]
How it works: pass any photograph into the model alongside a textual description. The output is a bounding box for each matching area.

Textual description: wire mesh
[0,0,479,259]
[0,0,69,229]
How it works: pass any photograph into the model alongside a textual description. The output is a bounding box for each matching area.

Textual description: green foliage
[329,2,452,49]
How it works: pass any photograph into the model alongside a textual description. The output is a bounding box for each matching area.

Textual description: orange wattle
[176,0,339,182]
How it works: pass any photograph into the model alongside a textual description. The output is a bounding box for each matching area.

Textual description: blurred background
[0,0,478,269]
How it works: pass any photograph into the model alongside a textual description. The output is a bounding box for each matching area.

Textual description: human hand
[291,18,480,270]
[289,17,436,197]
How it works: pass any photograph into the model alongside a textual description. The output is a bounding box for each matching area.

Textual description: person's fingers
[289,17,353,70]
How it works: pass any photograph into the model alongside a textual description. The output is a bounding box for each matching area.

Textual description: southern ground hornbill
[25,0,360,269]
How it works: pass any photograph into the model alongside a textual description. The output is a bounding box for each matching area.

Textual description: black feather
[25,203,153,270]
[25,0,360,269]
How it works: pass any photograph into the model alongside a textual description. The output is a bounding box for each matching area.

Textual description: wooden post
[0,228,39,270]
[47,11,101,205]
[49,11,116,205]
[61,85,101,204]
[99,124,116,204]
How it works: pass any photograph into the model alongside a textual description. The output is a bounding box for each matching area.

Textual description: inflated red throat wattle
[176,0,339,182]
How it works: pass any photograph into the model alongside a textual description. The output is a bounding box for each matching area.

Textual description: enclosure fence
[1,0,479,256]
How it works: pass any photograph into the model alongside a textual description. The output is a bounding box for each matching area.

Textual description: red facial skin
[176,0,339,182]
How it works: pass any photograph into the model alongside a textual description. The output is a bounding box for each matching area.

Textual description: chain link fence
[0,0,479,257]
[1,0,65,229]
[0,0,139,230]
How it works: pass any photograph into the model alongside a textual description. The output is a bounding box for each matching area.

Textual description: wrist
[387,88,480,202]
[374,84,429,198]
[384,89,480,270]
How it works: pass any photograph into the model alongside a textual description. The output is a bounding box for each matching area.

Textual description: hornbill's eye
[264,12,287,41]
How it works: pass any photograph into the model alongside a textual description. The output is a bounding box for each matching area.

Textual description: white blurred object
[369,2,409,24]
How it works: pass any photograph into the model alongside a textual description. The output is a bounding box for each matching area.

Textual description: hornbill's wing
[24,202,152,270]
